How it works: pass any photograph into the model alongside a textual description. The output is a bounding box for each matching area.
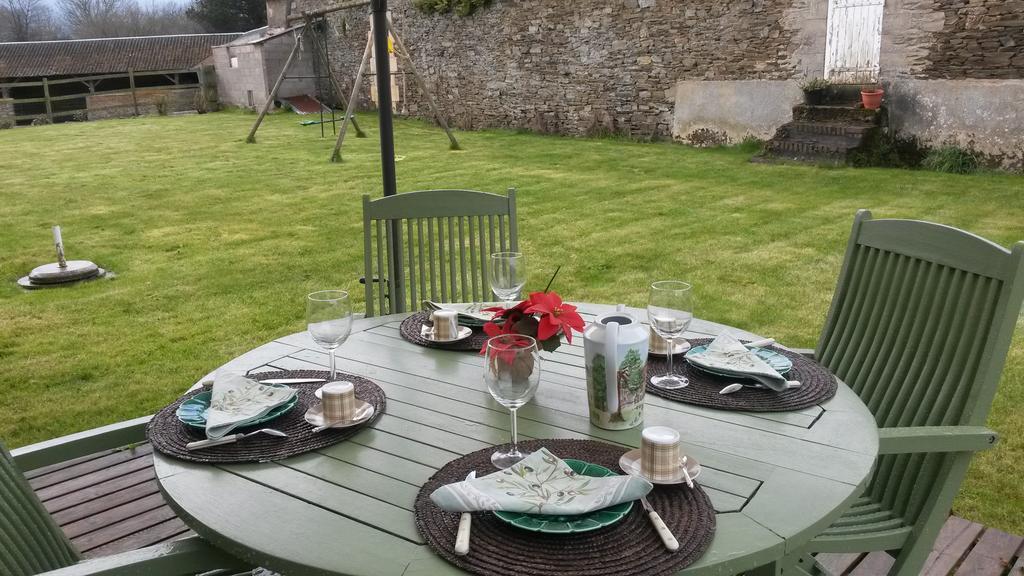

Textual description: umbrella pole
[371,0,404,312]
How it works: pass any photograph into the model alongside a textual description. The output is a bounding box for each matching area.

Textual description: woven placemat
[646,338,837,412]
[147,370,386,463]
[400,311,490,351]
[415,439,715,576]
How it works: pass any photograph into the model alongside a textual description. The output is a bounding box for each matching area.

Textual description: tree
[186,0,265,33]
[57,0,200,39]
[0,0,62,41]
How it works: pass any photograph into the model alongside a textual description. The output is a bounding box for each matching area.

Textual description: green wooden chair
[777,210,1024,576]
[3,420,249,576]
[362,188,518,316]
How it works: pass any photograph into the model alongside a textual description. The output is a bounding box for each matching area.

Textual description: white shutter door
[824,0,885,84]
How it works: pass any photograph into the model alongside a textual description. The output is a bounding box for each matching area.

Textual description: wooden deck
[26,443,1024,575]
[816,516,1024,576]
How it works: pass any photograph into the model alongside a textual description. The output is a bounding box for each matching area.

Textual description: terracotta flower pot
[861,89,884,110]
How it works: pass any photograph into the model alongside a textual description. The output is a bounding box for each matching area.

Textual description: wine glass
[307,290,353,380]
[647,280,694,390]
[484,334,541,468]
[489,252,526,307]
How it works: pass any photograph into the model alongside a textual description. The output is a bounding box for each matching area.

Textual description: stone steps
[758,102,884,165]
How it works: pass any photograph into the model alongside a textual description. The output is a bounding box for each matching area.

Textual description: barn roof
[0,33,242,79]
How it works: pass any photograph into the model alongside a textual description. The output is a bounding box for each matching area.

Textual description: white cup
[321,381,356,422]
[641,426,683,482]
[431,309,459,340]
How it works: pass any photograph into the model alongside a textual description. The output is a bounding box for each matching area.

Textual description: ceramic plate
[619,448,702,486]
[303,400,375,429]
[493,459,634,534]
[685,344,793,377]
[176,385,298,429]
[419,324,473,343]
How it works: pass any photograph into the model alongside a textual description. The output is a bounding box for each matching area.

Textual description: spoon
[186,428,287,451]
[680,455,695,489]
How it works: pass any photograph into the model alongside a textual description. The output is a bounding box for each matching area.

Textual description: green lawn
[1,111,1022,533]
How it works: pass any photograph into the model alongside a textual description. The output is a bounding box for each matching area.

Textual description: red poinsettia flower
[524,291,585,344]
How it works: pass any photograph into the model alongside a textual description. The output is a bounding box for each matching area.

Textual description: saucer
[618,448,702,485]
[303,400,375,429]
[419,324,473,343]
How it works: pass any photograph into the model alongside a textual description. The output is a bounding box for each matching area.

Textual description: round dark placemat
[147,370,386,463]
[646,338,837,412]
[400,311,490,351]
[415,439,716,576]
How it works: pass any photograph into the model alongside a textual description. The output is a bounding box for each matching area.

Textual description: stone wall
[673,80,804,144]
[86,88,200,120]
[0,98,13,128]
[291,0,1023,163]
[214,43,264,109]
[881,0,1024,80]
[214,37,316,110]
[888,79,1024,169]
[299,0,804,139]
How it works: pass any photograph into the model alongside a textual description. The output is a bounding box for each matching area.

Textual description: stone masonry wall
[298,0,802,138]
[882,0,1024,79]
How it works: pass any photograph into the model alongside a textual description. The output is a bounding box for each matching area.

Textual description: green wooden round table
[154,303,878,576]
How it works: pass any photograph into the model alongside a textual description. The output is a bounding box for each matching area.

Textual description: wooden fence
[0,68,206,124]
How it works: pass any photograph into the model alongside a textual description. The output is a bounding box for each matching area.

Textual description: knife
[258,378,327,385]
[454,471,476,555]
[640,495,679,552]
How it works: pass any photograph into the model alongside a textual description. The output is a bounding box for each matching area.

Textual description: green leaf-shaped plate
[175,386,298,429]
[493,459,633,534]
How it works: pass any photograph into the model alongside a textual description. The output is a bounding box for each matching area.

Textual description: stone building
[291,0,1021,167]
[0,34,239,126]
[211,27,319,110]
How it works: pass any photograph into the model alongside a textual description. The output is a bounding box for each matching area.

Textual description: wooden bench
[24,442,192,559]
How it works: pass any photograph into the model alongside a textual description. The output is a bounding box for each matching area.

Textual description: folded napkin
[430,448,652,515]
[423,301,497,326]
[686,332,789,391]
[204,373,297,439]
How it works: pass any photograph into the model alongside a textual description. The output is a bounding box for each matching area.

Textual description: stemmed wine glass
[489,252,526,307]
[647,280,694,390]
[484,334,542,468]
[307,290,353,380]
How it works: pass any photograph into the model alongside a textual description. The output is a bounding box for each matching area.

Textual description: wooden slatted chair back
[362,189,518,316]
[0,442,79,576]
[817,210,1024,524]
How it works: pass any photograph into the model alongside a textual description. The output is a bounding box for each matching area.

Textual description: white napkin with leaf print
[204,373,297,439]
[685,332,790,391]
[430,448,653,515]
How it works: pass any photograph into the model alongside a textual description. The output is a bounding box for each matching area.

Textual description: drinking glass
[307,290,353,380]
[484,334,541,468]
[489,252,527,307]
[647,280,694,389]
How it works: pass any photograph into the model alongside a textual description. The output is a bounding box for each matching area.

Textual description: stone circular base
[18,268,107,289]
[29,260,100,284]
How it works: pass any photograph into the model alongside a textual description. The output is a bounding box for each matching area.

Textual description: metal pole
[371,0,403,311]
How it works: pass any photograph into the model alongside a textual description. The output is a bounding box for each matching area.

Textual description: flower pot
[804,89,827,106]
[861,89,884,110]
